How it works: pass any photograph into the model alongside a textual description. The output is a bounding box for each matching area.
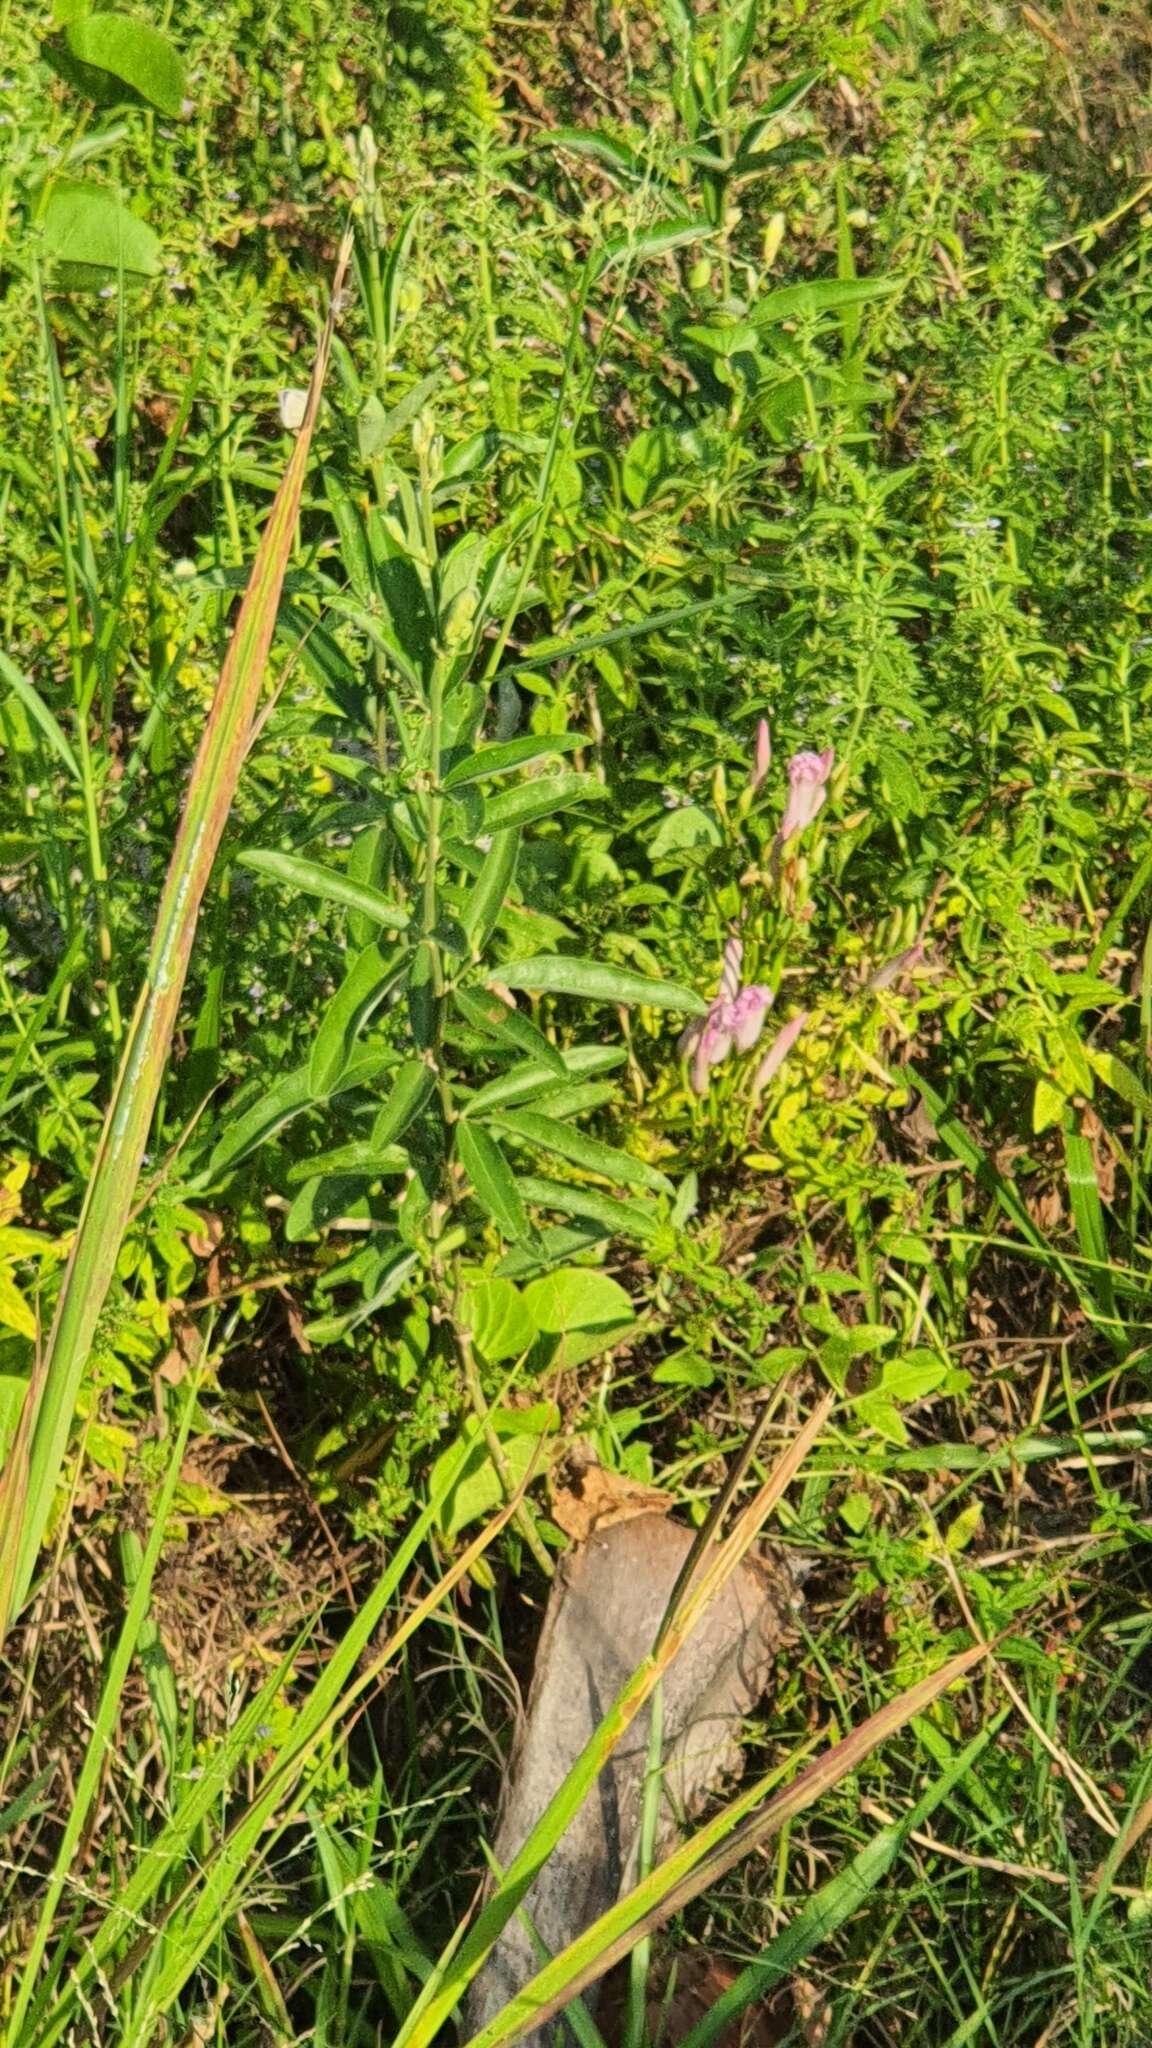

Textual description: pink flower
[777,748,834,846]
[729,984,774,1053]
[751,1010,808,1098]
[718,934,743,1002]
[678,951,775,1096]
[750,718,772,794]
[690,1008,735,1095]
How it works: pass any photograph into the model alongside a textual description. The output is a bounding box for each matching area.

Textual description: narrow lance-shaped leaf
[0,231,356,1637]
[456,1123,531,1243]
[463,827,520,953]
[491,1108,673,1194]
[496,955,706,1014]
[237,847,410,931]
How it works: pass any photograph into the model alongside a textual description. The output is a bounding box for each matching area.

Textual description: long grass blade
[461,1639,991,2048]
[0,229,354,1638]
[394,1393,833,2048]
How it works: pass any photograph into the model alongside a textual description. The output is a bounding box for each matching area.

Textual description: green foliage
[3,0,1152,2040]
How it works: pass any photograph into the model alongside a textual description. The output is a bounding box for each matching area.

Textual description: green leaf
[433,1407,555,1541]
[309,942,401,1098]
[482,773,605,834]
[357,372,439,460]
[1032,1076,1067,1134]
[548,128,646,186]
[839,1491,872,1534]
[595,217,713,278]
[205,1067,313,1179]
[0,652,81,782]
[304,1248,419,1342]
[879,1351,948,1403]
[523,1266,636,1371]
[492,1109,672,1194]
[59,13,186,115]
[621,426,680,510]
[460,1278,536,1363]
[374,1060,436,1146]
[750,277,896,327]
[515,1176,659,1243]
[1088,1049,1152,1118]
[455,1123,531,1242]
[494,956,706,1014]
[237,848,410,931]
[462,828,519,953]
[464,1048,623,1117]
[442,734,584,789]
[39,179,161,290]
[853,1392,909,1446]
[453,989,566,1074]
[285,1142,410,1185]
[285,1174,380,1242]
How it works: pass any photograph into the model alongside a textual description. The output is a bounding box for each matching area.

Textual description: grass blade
[0,231,354,1637]
[461,1640,991,2048]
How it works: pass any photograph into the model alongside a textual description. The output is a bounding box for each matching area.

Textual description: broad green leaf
[621,426,679,509]
[39,179,161,289]
[548,128,646,185]
[482,773,604,834]
[1088,1049,1152,1117]
[453,988,566,1074]
[433,1407,555,1540]
[358,372,439,460]
[494,956,706,1014]
[0,1276,37,1342]
[238,848,410,931]
[492,1108,672,1194]
[460,1278,536,1363]
[442,734,584,789]
[304,1248,419,1342]
[522,1268,634,1336]
[206,1067,312,1179]
[59,12,186,115]
[853,1391,909,1445]
[309,941,401,1098]
[1032,1075,1066,1134]
[205,1050,396,1180]
[456,1124,530,1242]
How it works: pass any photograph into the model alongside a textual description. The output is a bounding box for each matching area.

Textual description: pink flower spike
[751,1010,808,1098]
[729,984,774,1053]
[777,747,834,846]
[691,1008,734,1095]
[718,934,744,1003]
[750,717,772,793]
